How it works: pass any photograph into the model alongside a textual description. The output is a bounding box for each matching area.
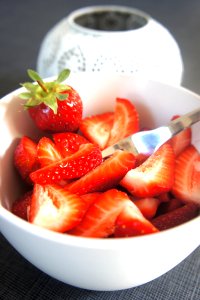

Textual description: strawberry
[52,132,89,156]
[12,190,32,220]
[20,69,82,132]
[157,197,183,215]
[120,143,175,198]
[14,136,39,181]
[152,203,199,231]
[172,145,200,205]
[114,202,159,238]
[66,150,136,195]
[30,143,102,185]
[29,184,87,232]
[106,98,139,147]
[70,189,131,238]
[79,112,114,150]
[132,197,160,219]
[170,115,192,156]
[80,192,102,210]
[37,136,63,167]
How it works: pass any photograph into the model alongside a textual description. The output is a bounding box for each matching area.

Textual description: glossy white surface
[37,5,183,85]
[0,73,200,291]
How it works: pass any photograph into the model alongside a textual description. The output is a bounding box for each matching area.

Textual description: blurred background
[1,0,200,96]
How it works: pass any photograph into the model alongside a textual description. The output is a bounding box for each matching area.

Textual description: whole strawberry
[20,69,82,132]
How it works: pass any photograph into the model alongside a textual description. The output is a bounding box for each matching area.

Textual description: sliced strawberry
[37,137,63,167]
[29,184,87,232]
[14,136,39,181]
[79,112,114,150]
[12,190,32,220]
[80,192,102,210]
[70,189,131,238]
[30,143,102,185]
[157,192,172,203]
[66,150,136,195]
[157,197,183,215]
[152,203,199,231]
[170,115,192,156]
[52,132,89,156]
[114,202,159,237]
[172,145,200,205]
[133,197,160,219]
[107,98,139,147]
[120,143,175,198]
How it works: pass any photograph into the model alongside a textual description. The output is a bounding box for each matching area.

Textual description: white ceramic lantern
[37,5,183,85]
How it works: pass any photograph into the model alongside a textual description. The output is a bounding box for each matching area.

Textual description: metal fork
[102,107,200,158]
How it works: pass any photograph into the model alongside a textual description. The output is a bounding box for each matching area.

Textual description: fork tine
[102,136,139,158]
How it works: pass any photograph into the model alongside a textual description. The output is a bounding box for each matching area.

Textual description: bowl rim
[67,5,151,35]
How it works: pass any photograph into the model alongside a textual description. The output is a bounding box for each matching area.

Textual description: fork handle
[168,107,200,136]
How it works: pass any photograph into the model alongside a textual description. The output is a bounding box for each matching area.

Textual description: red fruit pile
[12,72,200,238]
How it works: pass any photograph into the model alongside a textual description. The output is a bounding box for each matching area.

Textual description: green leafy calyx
[20,69,71,114]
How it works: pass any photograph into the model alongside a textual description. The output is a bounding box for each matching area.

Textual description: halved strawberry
[52,132,89,156]
[30,143,102,185]
[170,115,192,156]
[80,192,102,211]
[172,145,200,205]
[157,197,183,215]
[132,197,160,219]
[120,143,175,198]
[114,202,159,237]
[29,184,87,232]
[66,150,136,195]
[152,203,199,231]
[37,137,63,167]
[70,189,131,238]
[106,98,139,147]
[14,136,39,182]
[12,190,32,220]
[79,112,114,150]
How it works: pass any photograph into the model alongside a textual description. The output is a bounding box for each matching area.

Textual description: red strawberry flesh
[29,184,87,232]
[66,150,136,195]
[30,143,102,184]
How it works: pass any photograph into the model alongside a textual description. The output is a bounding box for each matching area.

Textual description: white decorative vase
[37,5,183,85]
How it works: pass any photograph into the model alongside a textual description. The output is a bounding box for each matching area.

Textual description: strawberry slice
[52,132,89,156]
[79,112,114,150]
[80,192,102,210]
[152,203,199,231]
[107,98,139,147]
[120,143,175,198]
[133,197,160,219]
[30,143,102,185]
[37,137,63,167]
[172,145,200,205]
[14,136,39,182]
[66,150,136,195]
[170,115,192,156]
[157,197,183,215]
[12,190,32,220]
[29,184,87,232]
[114,202,159,237]
[70,189,131,238]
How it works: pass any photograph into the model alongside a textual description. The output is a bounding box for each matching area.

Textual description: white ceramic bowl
[0,73,200,291]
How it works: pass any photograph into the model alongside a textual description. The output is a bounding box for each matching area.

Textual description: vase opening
[73,7,148,32]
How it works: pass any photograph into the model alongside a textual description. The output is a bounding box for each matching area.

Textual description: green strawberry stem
[20,69,71,114]
[36,80,48,93]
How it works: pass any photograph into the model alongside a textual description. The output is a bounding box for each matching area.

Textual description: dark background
[0,1,200,299]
